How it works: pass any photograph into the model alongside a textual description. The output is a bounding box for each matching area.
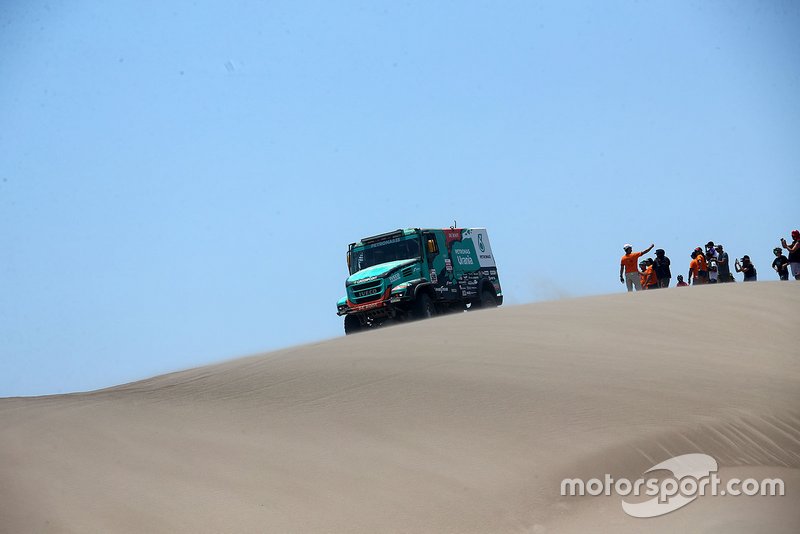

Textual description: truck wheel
[413,292,436,320]
[344,314,363,335]
[478,287,497,308]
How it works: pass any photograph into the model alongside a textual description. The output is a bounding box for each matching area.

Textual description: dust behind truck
[336,227,503,334]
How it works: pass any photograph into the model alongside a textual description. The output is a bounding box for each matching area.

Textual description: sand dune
[1,282,798,533]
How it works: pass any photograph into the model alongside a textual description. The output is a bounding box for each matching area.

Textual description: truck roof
[353,228,487,247]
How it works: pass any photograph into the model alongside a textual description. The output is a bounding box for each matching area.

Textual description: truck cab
[337,227,502,334]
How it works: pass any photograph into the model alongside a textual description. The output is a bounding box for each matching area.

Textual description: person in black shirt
[716,244,731,282]
[781,229,800,280]
[772,247,789,280]
[653,249,671,288]
[735,255,757,282]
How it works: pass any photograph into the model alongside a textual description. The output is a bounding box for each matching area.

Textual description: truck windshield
[351,237,420,274]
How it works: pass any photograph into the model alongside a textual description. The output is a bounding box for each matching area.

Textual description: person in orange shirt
[639,261,648,289]
[619,242,654,292]
[694,247,708,283]
[688,250,704,285]
[641,259,659,289]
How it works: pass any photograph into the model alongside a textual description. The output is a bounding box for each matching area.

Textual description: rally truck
[336,227,503,334]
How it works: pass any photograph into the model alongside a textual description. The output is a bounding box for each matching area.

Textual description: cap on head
[623,243,632,251]
[743,255,750,261]
[716,244,723,250]
[655,248,665,256]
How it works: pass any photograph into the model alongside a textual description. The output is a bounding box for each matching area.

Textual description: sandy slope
[1,282,798,533]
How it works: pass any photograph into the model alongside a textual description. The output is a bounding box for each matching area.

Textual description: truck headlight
[390,283,411,298]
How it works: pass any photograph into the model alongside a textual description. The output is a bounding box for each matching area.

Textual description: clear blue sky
[2,1,798,396]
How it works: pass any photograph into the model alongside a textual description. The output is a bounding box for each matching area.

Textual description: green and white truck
[337,227,503,334]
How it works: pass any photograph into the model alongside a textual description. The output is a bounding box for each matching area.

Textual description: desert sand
[1,282,798,533]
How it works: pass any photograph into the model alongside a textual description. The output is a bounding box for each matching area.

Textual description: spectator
[735,255,757,282]
[641,259,659,290]
[772,247,789,280]
[653,249,671,288]
[676,275,689,287]
[781,230,800,280]
[639,261,649,289]
[707,254,719,284]
[689,250,703,286]
[620,243,654,292]
[716,244,731,282]
[705,241,718,260]
[695,247,709,283]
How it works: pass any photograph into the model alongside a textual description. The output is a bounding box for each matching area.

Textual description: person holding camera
[707,254,719,283]
[705,241,718,260]
[781,230,800,280]
[735,255,757,282]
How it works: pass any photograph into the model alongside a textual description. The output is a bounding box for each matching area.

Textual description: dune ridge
[1,282,798,533]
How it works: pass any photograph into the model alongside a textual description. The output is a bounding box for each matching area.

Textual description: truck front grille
[351,279,384,303]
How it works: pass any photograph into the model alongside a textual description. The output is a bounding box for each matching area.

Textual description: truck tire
[478,287,497,308]
[344,314,363,335]
[413,292,436,320]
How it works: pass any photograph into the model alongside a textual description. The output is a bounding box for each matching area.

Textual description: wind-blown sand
[1,282,798,533]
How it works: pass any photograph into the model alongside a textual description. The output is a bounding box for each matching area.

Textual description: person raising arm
[735,255,757,282]
[619,243,654,291]
[782,230,800,280]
